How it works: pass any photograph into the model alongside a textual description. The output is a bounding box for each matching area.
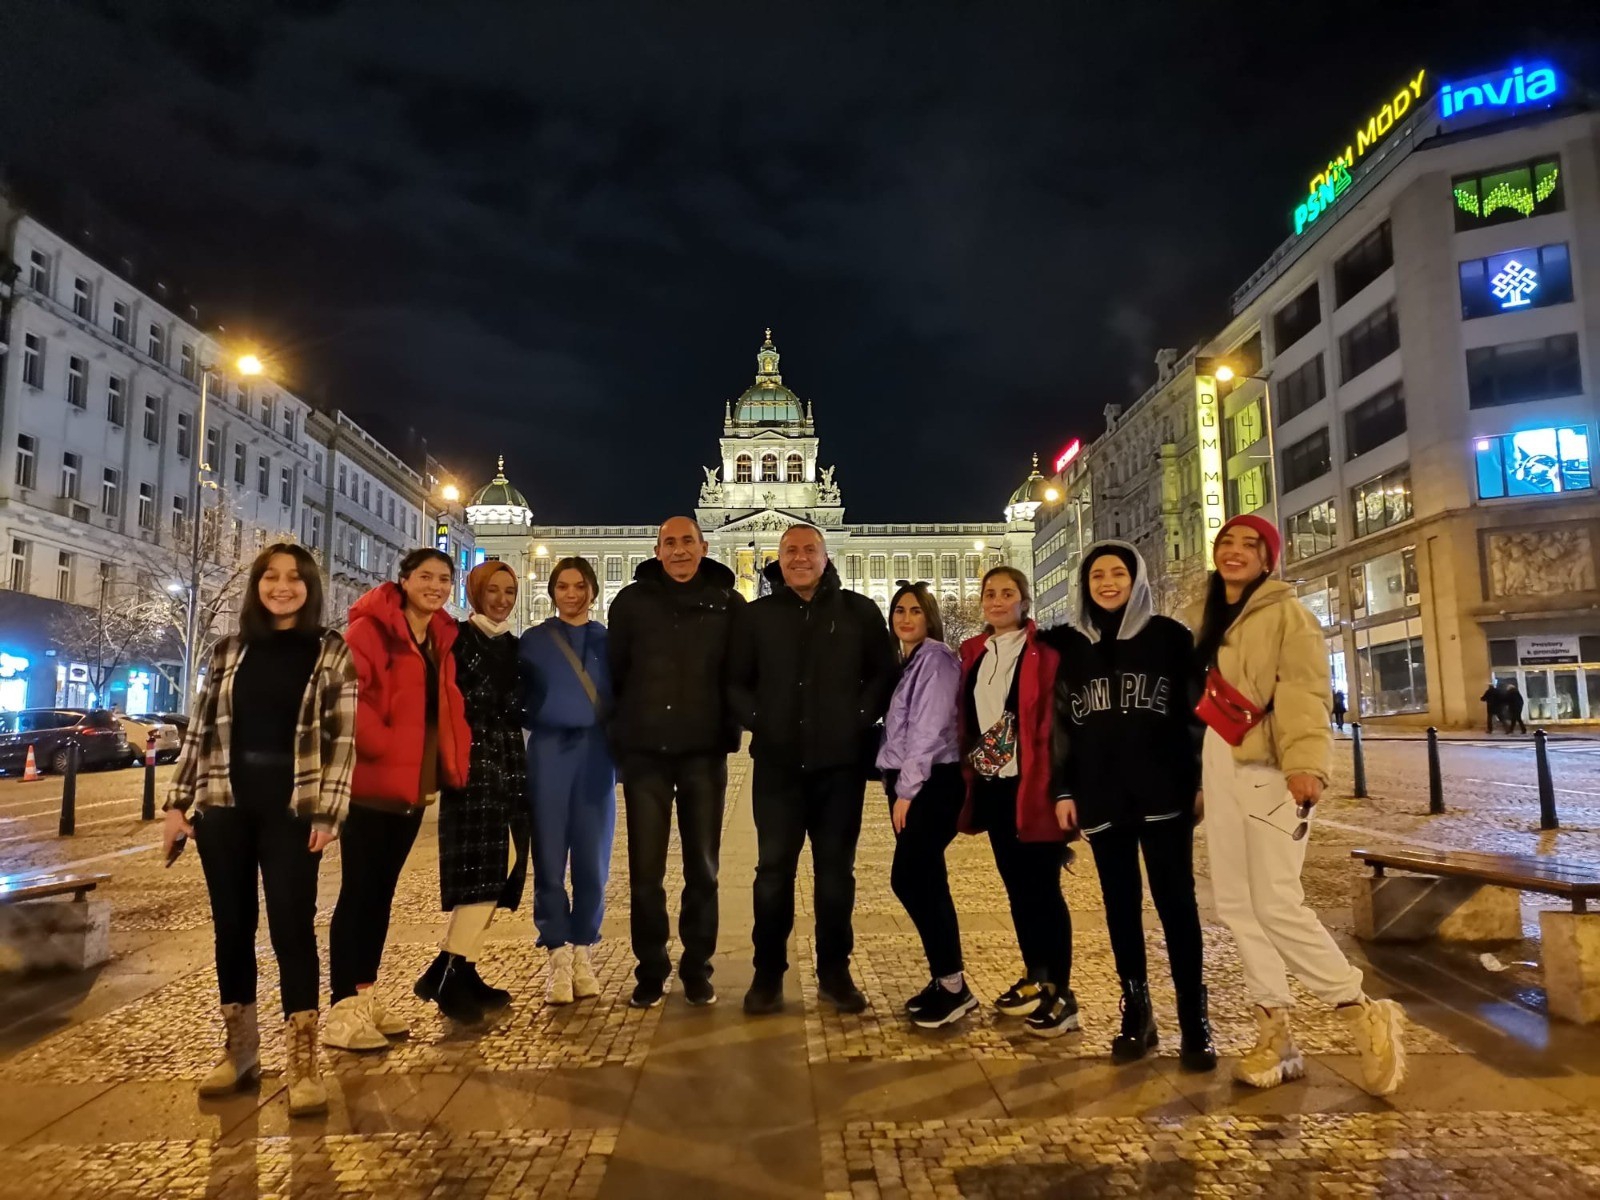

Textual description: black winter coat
[607,557,746,757]
[728,561,898,771]
[437,621,531,910]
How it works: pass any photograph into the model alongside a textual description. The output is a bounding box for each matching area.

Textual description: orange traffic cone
[21,745,43,782]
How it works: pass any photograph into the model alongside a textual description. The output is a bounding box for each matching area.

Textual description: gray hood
[1074,538,1155,644]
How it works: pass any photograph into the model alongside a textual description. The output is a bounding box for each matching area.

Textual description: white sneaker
[324,995,389,1052]
[546,945,575,1006]
[572,944,600,1000]
[1233,1006,1305,1089]
[364,992,410,1039]
[1344,997,1407,1096]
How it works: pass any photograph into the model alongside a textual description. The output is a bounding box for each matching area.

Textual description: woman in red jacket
[959,566,1076,1037]
[325,548,471,1051]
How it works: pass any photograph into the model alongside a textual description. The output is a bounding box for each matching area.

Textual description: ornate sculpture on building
[817,464,841,506]
[699,465,724,506]
[1488,527,1597,597]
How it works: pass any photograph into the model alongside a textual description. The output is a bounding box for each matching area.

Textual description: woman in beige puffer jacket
[1190,514,1407,1098]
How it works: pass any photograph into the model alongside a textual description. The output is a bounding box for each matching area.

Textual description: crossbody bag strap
[547,624,601,713]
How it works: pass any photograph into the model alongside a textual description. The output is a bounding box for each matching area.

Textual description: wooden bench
[0,870,113,973]
[1352,847,1600,1024]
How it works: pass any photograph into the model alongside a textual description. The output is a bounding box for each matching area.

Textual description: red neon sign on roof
[1053,439,1082,474]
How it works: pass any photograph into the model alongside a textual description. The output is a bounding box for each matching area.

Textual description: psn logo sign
[1491,260,1539,309]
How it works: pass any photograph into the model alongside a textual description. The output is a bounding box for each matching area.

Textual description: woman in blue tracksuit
[520,556,616,1007]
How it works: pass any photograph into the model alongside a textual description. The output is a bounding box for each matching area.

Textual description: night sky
[2,1,1597,523]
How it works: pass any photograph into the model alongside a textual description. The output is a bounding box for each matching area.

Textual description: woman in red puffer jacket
[325,548,471,1051]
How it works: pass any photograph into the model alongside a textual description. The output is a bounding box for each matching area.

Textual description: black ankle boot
[461,960,512,1011]
[1111,978,1158,1063]
[413,951,448,1003]
[1177,986,1217,1072]
[429,954,486,1024]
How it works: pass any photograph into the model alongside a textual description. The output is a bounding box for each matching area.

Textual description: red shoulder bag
[1195,666,1271,747]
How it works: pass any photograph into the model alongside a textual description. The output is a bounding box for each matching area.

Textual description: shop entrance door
[1511,667,1590,722]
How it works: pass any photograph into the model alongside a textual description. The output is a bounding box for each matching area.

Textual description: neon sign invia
[1293,69,1427,235]
[1440,64,1562,125]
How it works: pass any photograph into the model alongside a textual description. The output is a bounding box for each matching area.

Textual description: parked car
[132,712,189,735]
[0,709,131,775]
[116,715,182,765]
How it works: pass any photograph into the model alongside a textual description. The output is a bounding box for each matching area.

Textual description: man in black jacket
[728,523,898,1015]
[609,516,746,1009]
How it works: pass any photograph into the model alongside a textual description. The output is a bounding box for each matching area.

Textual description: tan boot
[1342,997,1407,1096]
[571,945,600,1000]
[1233,1006,1305,1089]
[284,1011,328,1117]
[198,1002,260,1096]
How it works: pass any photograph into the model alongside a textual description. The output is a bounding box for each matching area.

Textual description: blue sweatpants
[529,726,617,948]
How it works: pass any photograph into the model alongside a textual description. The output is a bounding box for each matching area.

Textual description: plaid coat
[164,630,361,831]
[438,621,531,909]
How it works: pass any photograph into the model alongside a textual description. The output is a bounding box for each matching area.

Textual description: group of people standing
[1479,680,1529,735]
[161,507,1408,1121]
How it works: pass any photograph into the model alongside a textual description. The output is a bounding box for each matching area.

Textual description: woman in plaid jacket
[162,543,358,1119]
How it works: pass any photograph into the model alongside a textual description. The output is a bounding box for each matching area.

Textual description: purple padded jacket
[875,639,962,801]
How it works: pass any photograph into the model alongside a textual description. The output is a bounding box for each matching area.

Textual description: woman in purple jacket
[876,582,972,1029]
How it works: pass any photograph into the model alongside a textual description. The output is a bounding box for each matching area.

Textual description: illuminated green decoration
[1454,164,1560,219]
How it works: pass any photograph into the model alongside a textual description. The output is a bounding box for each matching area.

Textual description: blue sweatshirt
[520,618,612,731]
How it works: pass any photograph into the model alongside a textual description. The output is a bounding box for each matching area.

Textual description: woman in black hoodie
[1047,540,1214,1071]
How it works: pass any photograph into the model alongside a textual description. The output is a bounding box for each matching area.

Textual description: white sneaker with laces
[572,944,600,999]
[364,991,410,1038]
[546,945,575,1006]
[323,995,388,1052]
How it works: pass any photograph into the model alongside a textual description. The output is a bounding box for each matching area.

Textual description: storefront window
[1348,546,1418,620]
[1355,616,1428,715]
[1297,575,1340,629]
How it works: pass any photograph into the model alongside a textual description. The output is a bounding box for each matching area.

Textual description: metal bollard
[141,731,157,821]
[58,741,81,837]
[1426,726,1444,815]
[1351,723,1368,798]
[1535,727,1559,831]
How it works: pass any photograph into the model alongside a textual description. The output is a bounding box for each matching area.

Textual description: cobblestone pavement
[2,742,1598,1197]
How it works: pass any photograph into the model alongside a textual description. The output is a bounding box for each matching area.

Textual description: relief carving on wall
[1487,526,1596,597]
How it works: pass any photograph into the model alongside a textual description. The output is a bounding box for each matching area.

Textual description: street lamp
[440,483,461,503]
[182,350,264,714]
[1204,358,1280,528]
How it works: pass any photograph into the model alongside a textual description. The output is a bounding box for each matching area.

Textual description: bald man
[607,516,746,1008]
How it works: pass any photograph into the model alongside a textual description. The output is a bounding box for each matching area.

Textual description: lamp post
[181,352,263,713]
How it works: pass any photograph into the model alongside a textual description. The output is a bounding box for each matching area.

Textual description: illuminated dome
[1004,454,1051,522]
[732,330,806,426]
[466,456,533,528]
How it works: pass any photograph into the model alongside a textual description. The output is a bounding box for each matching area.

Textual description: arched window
[735,454,753,483]
[760,453,779,482]
[785,453,804,481]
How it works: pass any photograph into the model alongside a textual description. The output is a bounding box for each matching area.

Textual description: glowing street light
[1044,487,1061,503]
[235,353,265,377]
[440,483,461,503]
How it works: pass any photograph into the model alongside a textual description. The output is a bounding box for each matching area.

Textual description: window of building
[1338,300,1400,383]
[1344,383,1406,460]
[1275,354,1325,424]
[1231,464,1269,515]
[179,342,196,382]
[1460,243,1572,320]
[203,428,219,470]
[1272,283,1320,353]
[1228,398,1264,457]
[735,454,753,483]
[605,557,623,583]
[785,453,804,481]
[282,408,295,440]
[142,395,160,442]
[111,300,129,342]
[138,483,154,530]
[1452,157,1563,231]
[15,435,37,490]
[171,495,187,538]
[101,468,121,517]
[844,554,863,581]
[387,496,396,526]
[233,443,246,486]
[176,411,193,460]
[1286,500,1337,563]
[1356,615,1428,716]
[1474,425,1591,499]
[306,512,321,549]
[361,480,371,509]
[55,551,73,601]
[6,538,28,591]
[337,463,348,495]
[892,554,911,581]
[261,394,275,427]
[916,553,935,580]
[146,322,165,362]
[280,466,294,507]
[760,453,779,482]
[1351,467,1413,538]
[1282,427,1331,492]
[61,452,81,500]
[1350,544,1419,618]
[869,555,887,580]
[66,356,87,409]
[965,553,981,579]
[22,333,42,388]
[106,376,126,427]
[258,456,270,496]
[1466,333,1582,408]
[1334,220,1393,306]
[27,249,49,292]
[235,384,249,412]
[72,276,92,319]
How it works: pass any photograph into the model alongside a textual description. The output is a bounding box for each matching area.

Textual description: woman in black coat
[413,561,531,1022]
[1046,540,1215,1072]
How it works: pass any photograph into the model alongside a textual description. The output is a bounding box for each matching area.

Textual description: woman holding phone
[162,543,358,1117]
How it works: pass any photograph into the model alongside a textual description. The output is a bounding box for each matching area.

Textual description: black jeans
[329,804,423,1003]
[751,761,865,975]
[885,763,965,978]
[194,766,322,1017]
[975,776,1073,988]
[1087,817,1204,997]
[624,752,727,986]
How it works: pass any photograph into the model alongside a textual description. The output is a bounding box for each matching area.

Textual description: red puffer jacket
[958,622,1062,844]
[345,583,471,806]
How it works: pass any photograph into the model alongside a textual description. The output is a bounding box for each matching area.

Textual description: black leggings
[1087,817,1204,997]
[886,763,965,979]
[329,804,423,1003]
[975,776,1073,988]
[194,770,322,1017]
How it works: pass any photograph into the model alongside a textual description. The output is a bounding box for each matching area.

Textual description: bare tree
[940,594,987,648]
[48,587,169,707]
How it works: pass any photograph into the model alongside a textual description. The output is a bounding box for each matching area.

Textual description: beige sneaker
[198,1002,260,1096]
[364,992,410,1039]
[546,945,575,1006]
[323,995,388,1052]
[284,1011,328,1117]
[1343,997,1407,1096]
[572,945,600,1000]
[1233,1006,1306,1089]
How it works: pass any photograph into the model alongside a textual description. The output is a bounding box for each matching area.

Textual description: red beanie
[1214,513,1282,573]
